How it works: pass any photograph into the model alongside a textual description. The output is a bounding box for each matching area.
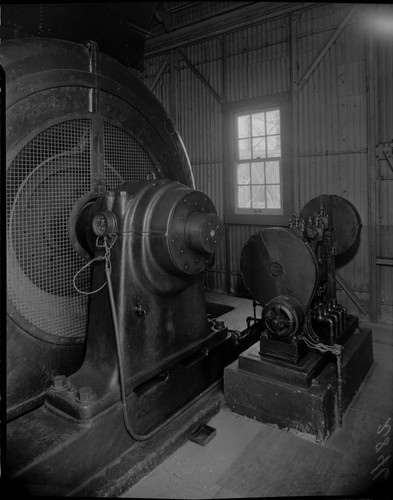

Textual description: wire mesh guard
[7,118,160,343]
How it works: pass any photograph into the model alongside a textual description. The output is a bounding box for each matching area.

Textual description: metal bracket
[86,40,100,114]
[376,144,393,175]
[85,40,105,190]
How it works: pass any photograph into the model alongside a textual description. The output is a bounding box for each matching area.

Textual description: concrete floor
[122,293,393,498]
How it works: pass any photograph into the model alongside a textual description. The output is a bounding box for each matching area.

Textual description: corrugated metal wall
[296,5,370,316]
[142,2,393,323]
[376,6,393,323]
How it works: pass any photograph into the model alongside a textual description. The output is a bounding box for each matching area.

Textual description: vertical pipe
[290,12,300,212]
[225,223,232,294]
[222,33,227,102]
[366,18,379,322]
[221,32,232,295]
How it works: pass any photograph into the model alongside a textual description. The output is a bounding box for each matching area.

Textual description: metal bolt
[78,386,95,404]
[52,375,68,391]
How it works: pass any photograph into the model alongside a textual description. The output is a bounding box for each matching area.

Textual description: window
[235,108,282,214]
[223,94,291,225]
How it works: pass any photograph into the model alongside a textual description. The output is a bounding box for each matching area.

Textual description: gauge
[92,212,117,236]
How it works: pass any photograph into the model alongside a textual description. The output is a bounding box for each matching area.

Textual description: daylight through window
[235,109,282,212]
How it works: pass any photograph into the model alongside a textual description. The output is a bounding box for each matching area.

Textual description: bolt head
[78,386,95,404]
[52,375,68,390]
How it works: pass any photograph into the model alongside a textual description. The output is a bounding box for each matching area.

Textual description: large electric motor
[3,37,196,421]
[5,38,259,496]
[240,195,362,360]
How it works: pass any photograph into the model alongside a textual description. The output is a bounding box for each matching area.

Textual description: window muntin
[235,108,282,213]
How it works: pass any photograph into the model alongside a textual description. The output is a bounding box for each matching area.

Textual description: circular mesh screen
[7,118,160,343]
[104,122,162,186]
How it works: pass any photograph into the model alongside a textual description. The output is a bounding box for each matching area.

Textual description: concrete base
[224,327,373,442]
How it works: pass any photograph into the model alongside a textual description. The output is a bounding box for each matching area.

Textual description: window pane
[267,135,281,157]
[252,137,266,159]
[251,112,265,136]
[266,110,280,135]
[265,161,280,183]
[251,186,266,209]
[239,138,252,159]
[238,185,251,208]
[238,115,251,138]
[266,185,281,208]
[237,164,250,184]
[251,162,265,184]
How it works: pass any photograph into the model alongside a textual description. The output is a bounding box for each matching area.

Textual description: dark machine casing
[5,38,260,495]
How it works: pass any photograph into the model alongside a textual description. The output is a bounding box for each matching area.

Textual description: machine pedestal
[224,326,373,442]
[6,327,259,496]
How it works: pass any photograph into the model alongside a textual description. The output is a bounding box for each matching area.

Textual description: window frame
[234,107,283,215]
[223,93,292,226]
